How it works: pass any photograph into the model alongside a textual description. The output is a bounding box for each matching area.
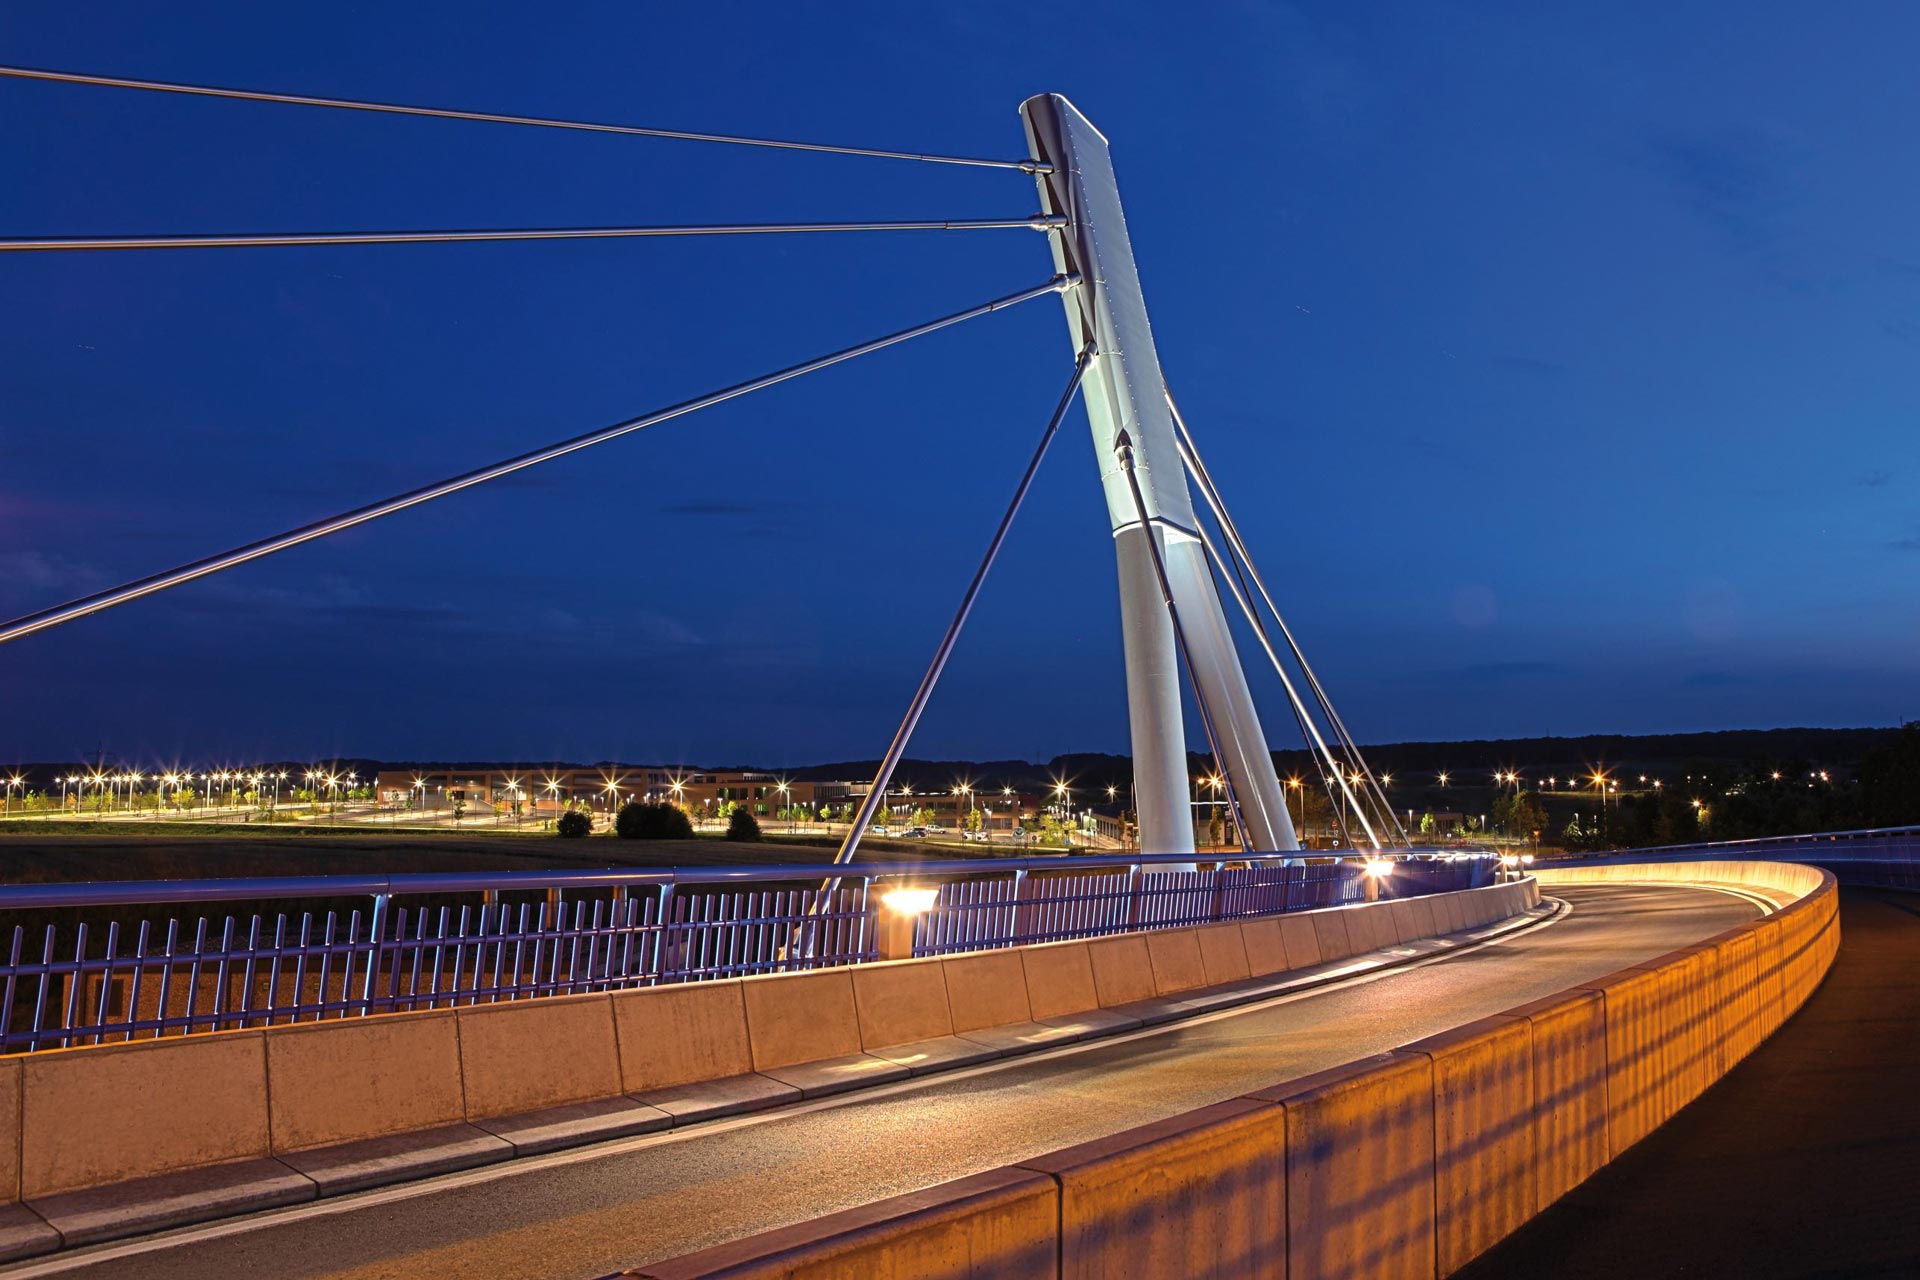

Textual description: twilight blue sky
[3,2,1917,767]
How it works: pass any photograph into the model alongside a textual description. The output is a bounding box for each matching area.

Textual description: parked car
[962,829,990,842]
[903,826,929,838]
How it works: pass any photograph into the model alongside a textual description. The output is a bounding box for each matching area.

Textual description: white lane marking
[0,895,1598,1276]
[1686,883,1782,915]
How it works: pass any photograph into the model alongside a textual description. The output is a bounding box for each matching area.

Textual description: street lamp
[778,781,792,832]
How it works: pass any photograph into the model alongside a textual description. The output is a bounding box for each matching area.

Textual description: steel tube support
[1021,93,1295,854]
[835,344,1093,865]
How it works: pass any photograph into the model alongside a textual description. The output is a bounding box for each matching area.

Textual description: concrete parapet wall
[612,981,754,1094]
[0,877,1531,1213]
[637,862,1838,1278]
[627,1167,1059,1280]
[267,1009,466,1152]
[457,992,622,1120]
[21,1030,269,1198]
[1019,1098,1286,1278]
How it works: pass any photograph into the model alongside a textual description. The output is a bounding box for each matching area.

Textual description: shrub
[726,808,761,842]
[615,801,694,840]
[555,809,592,838]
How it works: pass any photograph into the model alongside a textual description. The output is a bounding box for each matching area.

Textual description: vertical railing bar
[448,904,471,1006]
[181,917,208,1037]
[59,922,88,1048]
[314,912,336,1021]
[212,916,236,1032]
[425,906,447,1009]
[288,913,311,1024]
[338,909,362,1019]
[153,918,179,1040]
[237,915,260,1029]
[264,915,287,1026]
[91,921,120,1045]
[0,926,22,1050]
[500,900,520,1000]
[29,925,56,1052]
[122,920,150,1042]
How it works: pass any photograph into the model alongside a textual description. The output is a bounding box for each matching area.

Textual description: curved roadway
[0,882,1769,1280]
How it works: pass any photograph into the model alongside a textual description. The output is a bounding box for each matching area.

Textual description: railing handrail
[0,846,1491,910]
[1586,825,1920,861]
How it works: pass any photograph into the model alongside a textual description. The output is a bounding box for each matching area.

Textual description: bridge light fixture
[1499,854,1520,868]
[881,886,939,915]
[1363,858,1393,878]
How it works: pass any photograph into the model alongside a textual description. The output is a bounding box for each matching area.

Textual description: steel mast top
[1021,94,1297,856]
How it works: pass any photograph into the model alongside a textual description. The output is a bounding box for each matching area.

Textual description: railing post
[650,884,676,980]
[361,893,390,1013]
[1208,861,1227,923]
[1125,863,1144,930]
[1009,868,1030,945]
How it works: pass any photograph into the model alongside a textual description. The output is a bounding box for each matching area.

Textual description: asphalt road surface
[1462,886,1920,1280]
[0,882,1768,1280]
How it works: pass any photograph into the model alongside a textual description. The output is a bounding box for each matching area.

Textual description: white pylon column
[1020,94,1298,855]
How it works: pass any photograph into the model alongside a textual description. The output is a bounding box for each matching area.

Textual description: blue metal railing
[0,848,1491,1053]
[1562,826,1920,890]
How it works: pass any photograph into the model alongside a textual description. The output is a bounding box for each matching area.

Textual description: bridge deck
[1463,886,1920,1279]
[0,883,1765,1280]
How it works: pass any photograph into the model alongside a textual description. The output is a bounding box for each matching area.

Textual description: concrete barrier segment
[850,958,955,1051]
[266,1010,464,1153]
[1016,1097,1286,1279]
[457,992,621,1120]
[21,1030,271,1198]
[739,970,862,1073]
[613,980,756,1095]
[1253,1052,1437,1280]
[619,1167,1059,1280]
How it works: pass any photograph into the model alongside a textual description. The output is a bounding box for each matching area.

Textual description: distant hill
[15,726,1901,796]
[1274,726,1901,778]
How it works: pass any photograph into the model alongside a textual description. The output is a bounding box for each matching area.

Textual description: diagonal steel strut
[834,344,1096,866]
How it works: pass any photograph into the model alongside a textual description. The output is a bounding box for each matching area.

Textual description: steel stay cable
[0,275,1077,647]
[0,215,1066,253]
[1189,519,1363,851]
[1172,425,1395,849]
[1167,413,1388,848]
[0,64,1049,172]
[1167,393,1406,847]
